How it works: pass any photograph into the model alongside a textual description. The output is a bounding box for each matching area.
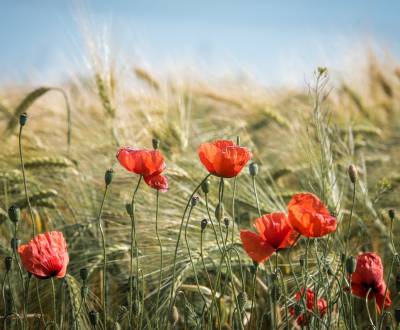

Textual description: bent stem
[128,175,142,329]
[18,125,36,237]
[97,184,110,329]
[365,288,376,329]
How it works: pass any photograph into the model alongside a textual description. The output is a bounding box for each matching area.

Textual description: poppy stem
[231,175,237,245]
[18,124,36,238]
[154,190,163,326]
[128,175,142,330]
[51,278,57,328]
[168,174,210,313]
[344,181,356,258]
[365,288,376,329]
[35,279,45,327]
[249,265,258,329]
[204,193,223,253]
[97,184,110,329]
[251,176,262,217]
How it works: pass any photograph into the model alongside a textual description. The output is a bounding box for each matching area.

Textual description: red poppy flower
[289,288,327,326]
[240,212,296,263]
[116,147,165,177]
[18,231,69,279]
[144,174,168,192]
[198,140,252,178]
[350,252,391,313]
[287,193,337,238]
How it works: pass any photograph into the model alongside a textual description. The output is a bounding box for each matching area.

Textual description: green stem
[344,182,356,258]
[155,190,163,321]
[365,288,376,329]
[249,266,258,329]
[51,278,57,328]
[36,279,45,328]
[251,176,261,217]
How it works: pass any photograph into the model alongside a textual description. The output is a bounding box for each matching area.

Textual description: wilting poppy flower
[289,288,327,326]
[144,174,168,192]
[350,252,391,313]
[116,147,165,177]
[287,193,337,238]
[240,212,296,263]
[198,140,252,178]
[18,231,69,279]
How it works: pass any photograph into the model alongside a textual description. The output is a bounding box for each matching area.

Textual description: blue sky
[0,1,399,86]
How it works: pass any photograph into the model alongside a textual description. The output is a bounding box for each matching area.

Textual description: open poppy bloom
[240,212,296,263]
[116,147,165,178]
[18,231,69,279]
[198,139,252,178]
[144,174,168,192]
[350,252,391,313]
[287,193,336,238]
[289,288,327,326]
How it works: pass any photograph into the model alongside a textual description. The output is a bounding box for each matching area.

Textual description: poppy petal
[240,230,274,263]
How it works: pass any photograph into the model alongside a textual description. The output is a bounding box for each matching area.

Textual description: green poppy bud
[293,304,302,317]
[5,257,12,272]
[19,113,28,126]
[191,196,200,207]
[125,203,133,216]
[201,179,210,194]
[223,217,230,227]
[10,238,20,250]
[8,205,20,223]
[345,256,357,274]
[215,203,224,222]
[152,138,160,150]
[348,164,357,184]
[105,168,113,186]
[388,209,395,221]
[249,162,258,177]
[89,310,98,326]
[200,219,208,231]
[169,305,179,326]
[80,268,88,282]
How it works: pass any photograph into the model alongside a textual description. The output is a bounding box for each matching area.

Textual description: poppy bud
[348,164,357,184]
[4,257,12,271]
[191,196,200,207]
[19,113,28,126]
[293,304,302,317]
[345,256,356,274]
[81,286,88,298]
[249,162,258,177]
[396,273,400,292]
[105,168,113,186]
[388,209,395,221]
[8,205,20,223]
[201,219,208,231]
[169,305,179,326]
[10,238,20,250]
[237,291,248,312]
[395,308,400,323]
[341,253,346,264]
[89,310,99,326]
[250,261,258,274]
[215,203,224,222]
[125,203,133,216]
[152,138,160,150]
[224,217,230,227]
[80,268,88,282]
[201,180,210,194]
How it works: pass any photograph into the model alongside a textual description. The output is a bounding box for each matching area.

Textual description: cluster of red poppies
[15,138,392,326]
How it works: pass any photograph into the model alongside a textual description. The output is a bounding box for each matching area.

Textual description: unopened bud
[215,203,224,222]
[191,196,200,207]
[4,257,12,271]
[224,217,230,227]
[152,138,160,150]
[8,205,20,223]
[250,262,258,274]
[89,310,98,326]
[169,305,179,326]
[389,209,395,221]
[125,203,133,216]
[80,268,88,282]
[19,113,27,126]
[348,164,358,184]
[201,219,208,231]
[10,238,20,250]
[249,162,258,177]
[105,168,113,186]
[201,179,210,194]
[345,256,357,274]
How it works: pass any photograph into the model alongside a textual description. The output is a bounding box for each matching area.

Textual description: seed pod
[191,196,200,207]
[395,308,400,323]
[224,217,230,227]
[10,238,20,250]
[169,305,179,326]
[201,179,210,194]
[125,203,133,216]
[19,113,28,126]
[80,268,88,282]
[388,209,395,221]
[4,257,12,271]
[215,203,224,222]
[152,138,160,150]
[105,168,113,186]
[348,164,357,184]
[345,256,357,274]
[89,310,99,326]
[200,219,208,231]
[249,162,258,177]
[237,291,248,312]
[8,205,20,223]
